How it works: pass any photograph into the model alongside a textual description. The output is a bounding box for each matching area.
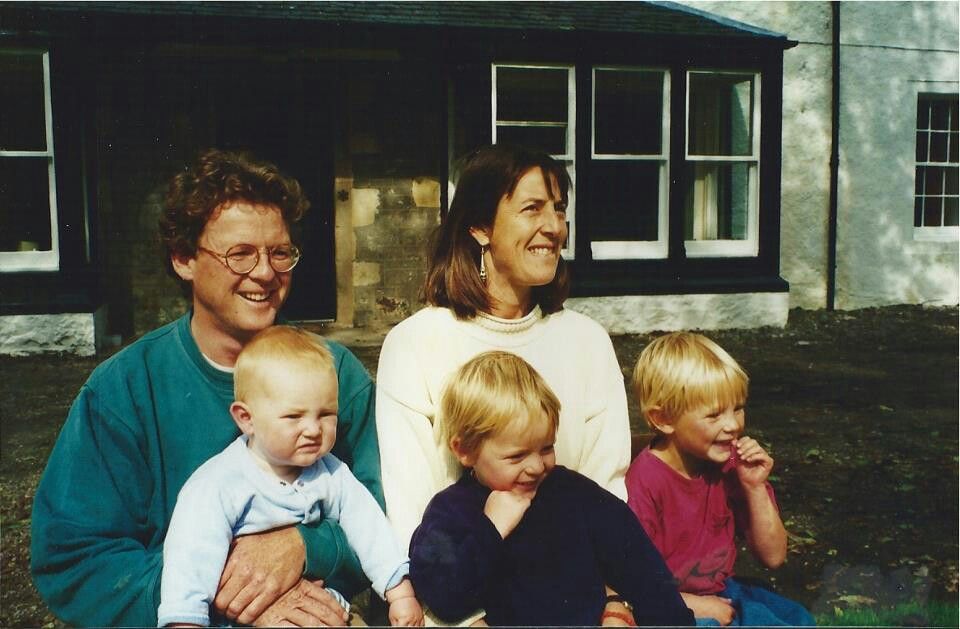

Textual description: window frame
[913,92,959,242]
[492,62,577,258]
[0,48,60,272]
[683,69,761,258]
[589,65,671,260]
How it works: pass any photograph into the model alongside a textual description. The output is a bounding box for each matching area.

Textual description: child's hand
[681,592,735,626]
[484,490,532,538]
[388,596,424,626]
[385,579,424,626]
[733,436,773,488]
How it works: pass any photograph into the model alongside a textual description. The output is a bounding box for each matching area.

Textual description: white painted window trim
[0,49,59,272]
[684,69,760,258]
[492,63,577,258]
[590,67,670,260]
[912,92,958,240]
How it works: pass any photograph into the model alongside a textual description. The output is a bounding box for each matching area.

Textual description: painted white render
[567,292,790,335]
[677,0,959,309]
[834,1,959,308]
[0,311,105,356]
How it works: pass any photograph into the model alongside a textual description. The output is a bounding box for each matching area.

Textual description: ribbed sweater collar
[473,305,543,334]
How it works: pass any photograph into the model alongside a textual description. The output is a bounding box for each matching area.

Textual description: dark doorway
[211,55,336,321]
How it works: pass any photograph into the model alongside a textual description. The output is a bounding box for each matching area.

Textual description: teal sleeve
[329,343,383,508]
[30,386,163,627]
[299,342,382,597]
[298,520,369,597]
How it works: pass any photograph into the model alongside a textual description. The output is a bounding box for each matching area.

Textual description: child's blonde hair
[234,326,335,402]
[633,331,748,430]
[440,351,561,456]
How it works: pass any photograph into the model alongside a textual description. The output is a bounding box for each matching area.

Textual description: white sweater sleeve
[573,328,631,501]
[375,323,449,553]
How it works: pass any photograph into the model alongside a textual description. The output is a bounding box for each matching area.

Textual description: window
[914,94,958,240]
[492,64,576,257]
[0,49,59,271]
[684,71,760,257]
[486,63,769,269]
[590,67,670,259]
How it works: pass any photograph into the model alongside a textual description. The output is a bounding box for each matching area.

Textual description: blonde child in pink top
[626,332,814,627]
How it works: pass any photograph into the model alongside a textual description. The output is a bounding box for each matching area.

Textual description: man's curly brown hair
[159,149,310,291]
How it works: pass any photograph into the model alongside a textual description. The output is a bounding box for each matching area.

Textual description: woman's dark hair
[159,149,310,287]
[422,144,571,319]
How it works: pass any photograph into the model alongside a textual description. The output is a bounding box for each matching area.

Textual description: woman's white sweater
[375,305,631,551]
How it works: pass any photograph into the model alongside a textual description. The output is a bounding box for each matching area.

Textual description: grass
[815,600,959,627]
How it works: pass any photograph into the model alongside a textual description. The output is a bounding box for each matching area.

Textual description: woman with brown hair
[375,145,631,561]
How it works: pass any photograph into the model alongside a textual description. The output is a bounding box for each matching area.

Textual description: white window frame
[0,49,59,272]
[492,63,577,259]
[913,92,959,242]
[684,69,760,258]
[590,66,670,260]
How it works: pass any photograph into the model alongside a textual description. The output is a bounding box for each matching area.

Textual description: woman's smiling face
[471,167,567,313]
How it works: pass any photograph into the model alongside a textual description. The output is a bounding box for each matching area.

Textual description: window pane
[924,166,944,196]
[594,69,663,154]
[923,195,943,227]
[0,53,47,152]
[684,162,750,240]
[946,167,958,195]
[914,195,924,227]
[688,73,754,157]
[496,125,567,156]
[916,132,928,162]
[588,161,661,241]
[496,67,568,123]
[951,131,958,163]
[945,197,959,226]
[0,157,53,251]
[931,100,951,130]
[917,99,930,129]
[930,131,949,162]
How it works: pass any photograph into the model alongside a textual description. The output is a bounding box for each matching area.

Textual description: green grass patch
[816,600,959,627]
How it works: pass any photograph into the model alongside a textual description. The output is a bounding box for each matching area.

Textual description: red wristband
[600,609,637,626]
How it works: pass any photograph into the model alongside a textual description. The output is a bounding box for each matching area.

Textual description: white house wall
[834,1,959,308]
[677,0,959,309]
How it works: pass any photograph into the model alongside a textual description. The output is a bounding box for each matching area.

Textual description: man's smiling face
[176,202,293,348]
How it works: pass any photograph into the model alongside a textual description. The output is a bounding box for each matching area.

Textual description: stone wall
[342,177,440,328]
[334,62,444,329]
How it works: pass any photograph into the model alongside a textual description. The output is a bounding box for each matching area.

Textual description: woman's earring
[479,246,487,283]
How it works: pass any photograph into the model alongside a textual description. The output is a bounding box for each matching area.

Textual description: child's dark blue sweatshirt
[409,465,695,626]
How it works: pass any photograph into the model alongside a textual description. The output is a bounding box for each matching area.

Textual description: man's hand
[214,526,306,624]
[483,490,531,539]
[252,579,350,627]
[733,436,773,489]
[682,592,735,626]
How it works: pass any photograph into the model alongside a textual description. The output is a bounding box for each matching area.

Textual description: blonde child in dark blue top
[409,351,694,627]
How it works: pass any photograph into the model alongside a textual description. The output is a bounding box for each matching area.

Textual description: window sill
[913,226,958,242]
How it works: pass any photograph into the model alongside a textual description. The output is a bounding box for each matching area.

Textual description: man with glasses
[31,149,380,627]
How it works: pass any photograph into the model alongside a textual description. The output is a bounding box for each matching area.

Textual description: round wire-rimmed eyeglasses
[197,244,302,275]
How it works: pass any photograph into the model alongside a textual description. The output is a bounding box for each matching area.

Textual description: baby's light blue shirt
[157,436,408,626]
